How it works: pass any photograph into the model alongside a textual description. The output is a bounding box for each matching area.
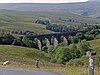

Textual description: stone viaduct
[26,31,87,50]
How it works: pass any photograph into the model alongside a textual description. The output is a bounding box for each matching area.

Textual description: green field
[0,10,54,34]
[0,10,100,34]
[0,45,50,65]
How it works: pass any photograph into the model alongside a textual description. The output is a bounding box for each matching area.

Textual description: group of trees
[0,32,14,45]
[46,24,77,32]
[35,19,79,32]
[11,30,37,36]
[46,24,100,32]
[59,18,90,26]
[40,29,100,64]
[0,29,37,36]
[35,19,100,32]
[0,32,38,48]
[67,29,100,44]
[35,20,50,25]
[47,40,91,64]
[42,29,99,47]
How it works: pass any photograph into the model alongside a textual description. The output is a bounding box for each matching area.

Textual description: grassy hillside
[0,45,50,65]
[0,2,100,17]
[89,39,100,66]
[67,38,100,67]
[83,38,100,64]
[89,38,100,51]
[0,10,100,34]
[0,10,54,34]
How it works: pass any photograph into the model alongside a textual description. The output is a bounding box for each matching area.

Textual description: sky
[0,0,88,3]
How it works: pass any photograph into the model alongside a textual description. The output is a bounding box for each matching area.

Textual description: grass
[0,10,54,34]
[88,38,100,67]
[0,45,50,63]
[0,63,99,75]
[89,38,100,51]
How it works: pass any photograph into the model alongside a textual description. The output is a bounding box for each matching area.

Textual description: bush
[56,59,63,64]
[50,58,57,63]
[42,46,48,53]
[55,46,72,63]
[95,34,100,39]
[78,40,91,55]
[67,59,84,67]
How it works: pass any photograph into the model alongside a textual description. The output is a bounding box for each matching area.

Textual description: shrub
[50,58,57,63]
[67,59,84,67]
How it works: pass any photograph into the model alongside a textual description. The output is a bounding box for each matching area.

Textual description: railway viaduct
[26,31,87,50]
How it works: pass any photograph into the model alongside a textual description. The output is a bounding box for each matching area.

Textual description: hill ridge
[0,2,100,17]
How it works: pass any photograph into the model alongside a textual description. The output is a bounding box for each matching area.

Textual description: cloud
[0,0,88,3]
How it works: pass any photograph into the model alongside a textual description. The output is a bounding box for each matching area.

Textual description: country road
[0,67,65,75]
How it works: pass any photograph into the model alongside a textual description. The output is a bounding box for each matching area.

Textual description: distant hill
[0,2,100,17]
[89,0,100,2]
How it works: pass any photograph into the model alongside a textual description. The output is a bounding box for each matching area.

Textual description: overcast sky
[0,0,88,3]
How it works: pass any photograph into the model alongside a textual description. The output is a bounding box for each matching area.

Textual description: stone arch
[50,36,59,47]
[54,37,58,47]
[45,38,50,47]
[37,39,42,50]
[60,35,68,46]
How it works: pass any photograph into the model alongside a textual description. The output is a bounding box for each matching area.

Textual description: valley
[0,1,100,75]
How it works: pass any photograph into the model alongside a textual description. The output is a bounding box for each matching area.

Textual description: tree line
[35,19,100,32]
[0,32,38,48]
[0,29,99,48]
